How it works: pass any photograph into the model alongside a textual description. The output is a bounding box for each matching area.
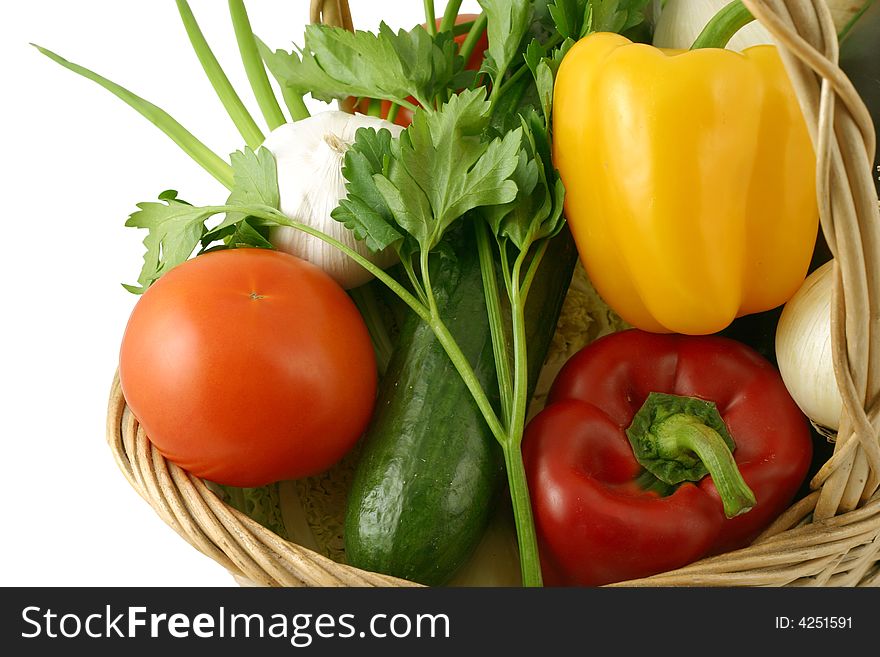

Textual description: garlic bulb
[775,261,842,431]
[261,111,404,290]
[652,0,867,51]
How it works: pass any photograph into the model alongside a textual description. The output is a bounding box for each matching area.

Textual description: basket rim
[107,372,880,587]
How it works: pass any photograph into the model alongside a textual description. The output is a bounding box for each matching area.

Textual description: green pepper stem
[690,1,755,50]
[654,413,756,518]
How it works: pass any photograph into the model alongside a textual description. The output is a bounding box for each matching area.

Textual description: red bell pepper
[522,329,813,586]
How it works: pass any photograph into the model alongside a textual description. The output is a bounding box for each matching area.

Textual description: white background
[2,0,480,587]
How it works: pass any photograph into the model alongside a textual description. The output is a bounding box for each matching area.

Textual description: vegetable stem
[33,44,234,190]
[519,239,549,304]
[439,0,465,32]
[367,98,383,118]
[458,13,488,66]
[420,248,440,318]
[264,215,508,462]
[280,88,311,122]
[385,102,401,124]
[509,251,530,445]
[495,65,530,104]
[423,0,437,35]
[228,0,287,129]
[452,20,476,36]
[656,414,757,518]
[400,257,429,307]
[503,244,545,587]
[175,0,264,149]
[690,1,755,50]
[255,37,311,121]
[428,314,508,443]
[502,444,543,587]
[476,221,514,428]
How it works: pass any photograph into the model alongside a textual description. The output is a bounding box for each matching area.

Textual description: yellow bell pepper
[552,32,817,335]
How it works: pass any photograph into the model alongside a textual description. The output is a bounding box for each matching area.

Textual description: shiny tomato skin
[118,248,377,487]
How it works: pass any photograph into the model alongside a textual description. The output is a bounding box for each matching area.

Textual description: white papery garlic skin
[775,261,842,431]
[652,0,865,52]
[262,111,404,290]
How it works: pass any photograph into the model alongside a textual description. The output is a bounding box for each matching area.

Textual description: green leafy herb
[547,0,592,40]
[123,194,216,294]
[376,89,521,251]
[478,0,534,87]
[224,147,281,225]
[265,23,460,111]
[590,0,652,34]
[256,38,312,122]
[332,128,406,253]
[544,0,651,39]
[125,147,284,293]
[202,219,274,252]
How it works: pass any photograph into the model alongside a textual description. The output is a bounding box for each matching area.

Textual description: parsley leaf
[480,110,564,251]
[264,23,459,110]
[331,127,407,253]
[124,146,284,293]
[590,0,651,34]
[371,89,522,251]
[478,0,533,84]
[545,0,650,39]
[123,195,214,294]
[547,0,591,40]
[224,147,280,224]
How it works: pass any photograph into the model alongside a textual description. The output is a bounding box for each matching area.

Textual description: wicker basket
[105,0,880,587]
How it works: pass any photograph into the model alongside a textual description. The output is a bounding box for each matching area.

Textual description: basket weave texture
[106,0,880,586]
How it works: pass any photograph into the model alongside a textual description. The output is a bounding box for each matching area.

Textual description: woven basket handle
[742,0,880,522]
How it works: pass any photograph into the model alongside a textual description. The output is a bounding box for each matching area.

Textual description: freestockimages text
[20,605,451,646]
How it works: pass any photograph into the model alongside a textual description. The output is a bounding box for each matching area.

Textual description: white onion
[652,0,867,52]
[262,111,403,290]
[652,0,773,51]
[775,261,842,431]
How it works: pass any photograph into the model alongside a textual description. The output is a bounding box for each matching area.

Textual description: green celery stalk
[175,0,264,149]
[228,0,287,129]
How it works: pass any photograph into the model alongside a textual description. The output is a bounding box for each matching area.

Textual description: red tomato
[342,14,489,127]
[118,249,377,487]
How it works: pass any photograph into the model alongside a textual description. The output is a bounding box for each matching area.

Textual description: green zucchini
[343,226,578,585]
